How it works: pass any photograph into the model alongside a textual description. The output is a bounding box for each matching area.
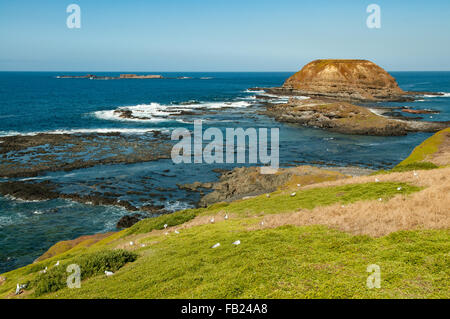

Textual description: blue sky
[0,0,449,71]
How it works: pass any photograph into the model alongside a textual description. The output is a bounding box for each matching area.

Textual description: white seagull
[290,192,296,197]
[210,217,215,223]
[266,194,270,198]
[232,240,241,246]
[397,187,402,191]
[55,261,60,267]
[224,214,229,220]
[211,243,220,249]
[164,224,168,229]
[375,178,380,183]
[174,230,180,234]
[104,271,114,276]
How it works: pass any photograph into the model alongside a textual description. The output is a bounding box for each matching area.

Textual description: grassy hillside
[1,129,449,299]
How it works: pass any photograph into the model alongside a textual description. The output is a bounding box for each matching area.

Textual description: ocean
[0,71,449,273]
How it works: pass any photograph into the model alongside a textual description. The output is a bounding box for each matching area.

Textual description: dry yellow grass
[158,167,450,238]
[116,167,449,247]
[428,131,450,166]
[250,167,450,237]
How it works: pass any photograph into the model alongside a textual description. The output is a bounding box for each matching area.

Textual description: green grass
[398,128,449,166]
[373,162,439,175]
[125,209,198,236]
[38,225,450,298]
[193,182,420,217]
[1,180,440,299]
[31,250,137,296]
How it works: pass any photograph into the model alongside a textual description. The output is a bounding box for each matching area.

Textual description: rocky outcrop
[185,166,347,207]
[116,214,144,228]
[264,98,450,136]
[259,59,443,102]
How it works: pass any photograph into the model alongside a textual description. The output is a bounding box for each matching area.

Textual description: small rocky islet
[252,59,449,136]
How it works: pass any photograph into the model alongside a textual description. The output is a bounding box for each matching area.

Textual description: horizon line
[1,70,450,73]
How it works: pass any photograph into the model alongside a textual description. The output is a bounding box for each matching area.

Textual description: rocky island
[258,59,443,102]
[255,59,449,135]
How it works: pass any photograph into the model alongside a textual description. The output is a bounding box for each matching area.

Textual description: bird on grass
[375,178,380,183]
[15,284,22,295]
[290,192,296,197]
[224,214,229,220]
[164,224,168,229]
[397,187,402,191]
[129,241,134,246]
[210,217,215,223]
[232,240,241,246]
[378,198,382,202]
[266,194,270,198]
[260,221,265,226]
[211,243,220,249]
[297,184,301,187]
[104,271,114,276]
[55,261,60,267]
[174,230,180,234]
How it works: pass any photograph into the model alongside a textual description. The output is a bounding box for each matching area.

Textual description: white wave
[0,128,160,137]
[93,100,252,123]
[423,92,450,98]
[3,194,47,203]
[33,210,44,215]
[368,108,385,117]
[164,200,193,212]
[244,89,265,94]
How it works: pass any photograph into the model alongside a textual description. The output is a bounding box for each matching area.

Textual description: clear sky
[1,0,449,71]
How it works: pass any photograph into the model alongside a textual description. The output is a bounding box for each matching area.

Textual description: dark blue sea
[1,71,449,273]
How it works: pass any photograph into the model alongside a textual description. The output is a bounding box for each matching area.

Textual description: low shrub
[32,249,137,296]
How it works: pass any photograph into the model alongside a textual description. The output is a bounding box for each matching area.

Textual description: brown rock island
[254,59,449,136]
[257,59,444,102]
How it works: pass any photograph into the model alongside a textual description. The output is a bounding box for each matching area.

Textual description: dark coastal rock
[264,98,450,136]
[192,166,347,207]
[0,181,58,201]
[116,214,144,228]
[0,132,171,178]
